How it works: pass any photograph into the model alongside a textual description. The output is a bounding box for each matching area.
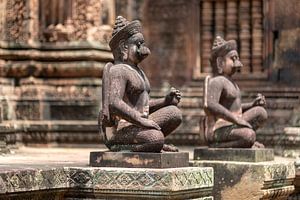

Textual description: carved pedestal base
[68,167,214,199]
[194,147,274,162]
[0,166,214,200]
[192,148,295,200]
[0,124,16,154]
[289,161,300,199]
[90,151,189,168]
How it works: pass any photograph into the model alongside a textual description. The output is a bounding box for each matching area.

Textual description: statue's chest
[126,72,150,95]
[223,82,240,100]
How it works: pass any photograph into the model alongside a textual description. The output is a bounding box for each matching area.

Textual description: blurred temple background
[0,0,299,156]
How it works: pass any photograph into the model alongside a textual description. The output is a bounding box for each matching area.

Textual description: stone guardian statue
[99,16,182,152]
[203,36,268,148]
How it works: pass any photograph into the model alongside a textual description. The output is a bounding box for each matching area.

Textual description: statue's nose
[141,46,151,56]
[139,46,151,57]
[234,60,243,68]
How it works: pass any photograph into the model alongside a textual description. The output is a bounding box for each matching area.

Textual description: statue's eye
[137,42,142,47]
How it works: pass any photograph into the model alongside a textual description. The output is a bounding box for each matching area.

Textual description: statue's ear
[119,39,127,51]
[216,57,223,74]
[119,39,128,61]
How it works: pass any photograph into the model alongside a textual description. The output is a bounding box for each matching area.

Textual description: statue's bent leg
[243,106,268,130]
[149,105,182,137]
[109,125,165,152]
[211,126,256,148]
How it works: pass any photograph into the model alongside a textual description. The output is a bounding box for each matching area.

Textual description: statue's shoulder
[208,76,227,88]
[109,63,134,75]
[209,76,227,83]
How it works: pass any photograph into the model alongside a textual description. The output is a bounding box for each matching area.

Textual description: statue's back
[199,75,211,145]
[99,62,114,142]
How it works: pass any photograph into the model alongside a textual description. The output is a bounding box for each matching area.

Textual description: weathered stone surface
[0,123,16,153]
[0,147,213,199]
[194,147,274,162]
[274,28,300,85]
[290,160,300,199]
[0,166,213,199]
[192,159,295,200]
[140,0,200,87]
[68,166,214,199]
[90,151,189,168]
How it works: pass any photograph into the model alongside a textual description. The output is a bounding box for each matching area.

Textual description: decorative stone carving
[4,0,30,43]
[0,166,214,199]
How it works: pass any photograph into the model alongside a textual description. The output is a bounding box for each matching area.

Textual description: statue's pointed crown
[211,35,237,54]
[212,36,226,50]
[112,16,130,37]
[109,16,142,50]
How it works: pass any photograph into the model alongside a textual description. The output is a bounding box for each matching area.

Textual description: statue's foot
[251,141,265,149]
[162,144,179,152]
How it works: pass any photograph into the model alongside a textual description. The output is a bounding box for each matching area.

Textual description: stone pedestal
[90,151,189,168]
[68,167,213,199]
[290,160,300,199]
[194,147,274,162]
[193,148,295,200]
[0,124,15,154]
[0,166,214,200]
[88,151,213,198]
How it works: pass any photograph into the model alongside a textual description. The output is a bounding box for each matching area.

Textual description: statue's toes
[162,144,179,152]
[251,141,265,149]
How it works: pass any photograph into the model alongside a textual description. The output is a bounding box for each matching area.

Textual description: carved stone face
[125,33,151,65]
[217,50,243,76]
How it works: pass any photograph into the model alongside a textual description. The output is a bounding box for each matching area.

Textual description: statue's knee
[168,105,183,125]
[241,129,256,147]
[142,130,165,145]
[254,106,268,122]
[259,107,268,122]
[141,130,164,152]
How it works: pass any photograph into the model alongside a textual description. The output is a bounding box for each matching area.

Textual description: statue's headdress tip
[212,36,226,49]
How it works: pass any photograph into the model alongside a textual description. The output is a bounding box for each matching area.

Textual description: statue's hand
[235,118,252,129]
[252,93,266,107]
[139,118,161,130]
[165,87,181,106]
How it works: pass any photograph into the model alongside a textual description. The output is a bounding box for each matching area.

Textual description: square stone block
[68,166,214,199]
[292,160,300,198]
[90,151,189,168]
[192,159,295,200]
[194,147,274,162]
[0,166,214,200]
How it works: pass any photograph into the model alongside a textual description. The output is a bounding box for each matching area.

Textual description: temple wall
[0,0,115,146]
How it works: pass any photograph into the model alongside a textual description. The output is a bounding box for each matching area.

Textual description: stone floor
[0,145,216,200]
[0,145,296,170]
[0,145,299,200]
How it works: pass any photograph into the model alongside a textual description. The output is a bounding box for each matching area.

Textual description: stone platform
[192,148,295,200]
[194,147,274,162]
[0,147,213,199]
[289,160,300,199]
[90,151,189,168]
